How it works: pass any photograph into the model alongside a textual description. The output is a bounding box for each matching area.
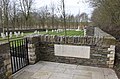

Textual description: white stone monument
[76,26,81,31]
[18,31,21,35]
[6,32,8,36]
[9,32,12,38]
[84,28,87,36]
[34,30,37,33]
[21,32,24,36]
[14,32,17,35]
[52,30,54,32]
[46,29,48,33]
[1,33,5,38]
[38,31,39,34]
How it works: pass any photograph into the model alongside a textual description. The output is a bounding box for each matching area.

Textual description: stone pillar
[107,45,115,68]
[0,43,12,79]
[28,44,36,64]
[27,35,40,64]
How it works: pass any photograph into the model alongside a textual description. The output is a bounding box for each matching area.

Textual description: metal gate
[9,38,29,74]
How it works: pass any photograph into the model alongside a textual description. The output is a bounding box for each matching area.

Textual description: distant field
[0,30,84,42]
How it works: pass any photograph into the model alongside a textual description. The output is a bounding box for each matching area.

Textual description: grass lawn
[0,30,84,42]
[39,30,84,36]
[0,32,33,42]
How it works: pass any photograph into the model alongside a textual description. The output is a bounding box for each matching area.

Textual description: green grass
[0,32,33,42]
[0,36,23,42]
[39,30,84,36]
[0,30,84,42]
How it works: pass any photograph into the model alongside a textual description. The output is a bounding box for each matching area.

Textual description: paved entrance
[12,61,118,79]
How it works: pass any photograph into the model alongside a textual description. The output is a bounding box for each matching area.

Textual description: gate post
[26,35,40,64]
[0,43,12,79]
[28,43,36,64]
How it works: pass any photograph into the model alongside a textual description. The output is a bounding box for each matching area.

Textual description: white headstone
[46,29,48,33]
[76,26,81,31]
[52,30,54,32]
[84,29,87,36]
[37,31,40,34]
[1,33,5,38]
[78,26,80,30]
[6,32,8,36]
[18,31,21,35]
[14,32,17,35]
[34,30,37,33]
[9,32,12,38]
[21,32,24,36]
[10,32,12,35]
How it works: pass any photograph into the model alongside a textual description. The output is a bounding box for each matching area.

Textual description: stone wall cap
[25,34,116,40]
[0,42,9,45]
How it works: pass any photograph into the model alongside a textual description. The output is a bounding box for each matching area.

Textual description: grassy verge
[0,30,84,42]
[39,30,84,36]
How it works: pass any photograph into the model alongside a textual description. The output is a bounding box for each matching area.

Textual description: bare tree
[38,6,49,29]
[9,1,18,30]
[18,0,34,29]
[50,2,55,29]
[62,0,66,36]
[80,13,88,27]
[0,0,4,32]
[2,0,10,41]
[89,0,120,38]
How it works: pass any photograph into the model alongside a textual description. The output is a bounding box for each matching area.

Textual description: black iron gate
[9,38,29,74]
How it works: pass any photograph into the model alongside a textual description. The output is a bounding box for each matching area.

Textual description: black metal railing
[9,38,29,74]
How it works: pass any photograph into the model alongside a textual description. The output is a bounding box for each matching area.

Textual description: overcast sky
[34,0,93,17]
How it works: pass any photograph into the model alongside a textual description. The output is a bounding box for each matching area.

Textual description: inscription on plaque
[54,44,90,59]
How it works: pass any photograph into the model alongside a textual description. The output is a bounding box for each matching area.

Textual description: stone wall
[114,42,120,78]
[27,35,116,68]
[0,56,6,79]
[86,26,94,36]
[94,27,115,38]
[0,43,12,79]
[27,35,41,64]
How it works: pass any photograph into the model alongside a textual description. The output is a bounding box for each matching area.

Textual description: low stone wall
[86,26,94,36]
[27,35,116,68]
[0,56,6,79]
[0,43,12,79]
[94,27,115,38]
[114,42,120,78]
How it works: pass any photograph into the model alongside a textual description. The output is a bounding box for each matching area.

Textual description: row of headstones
[46,29,86,33]
[34,28,86,36]
[33,29,64,34]
[50,28,86,36]
[51,29,64,33]
[34,30,40,34]
[1,31,24,39]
